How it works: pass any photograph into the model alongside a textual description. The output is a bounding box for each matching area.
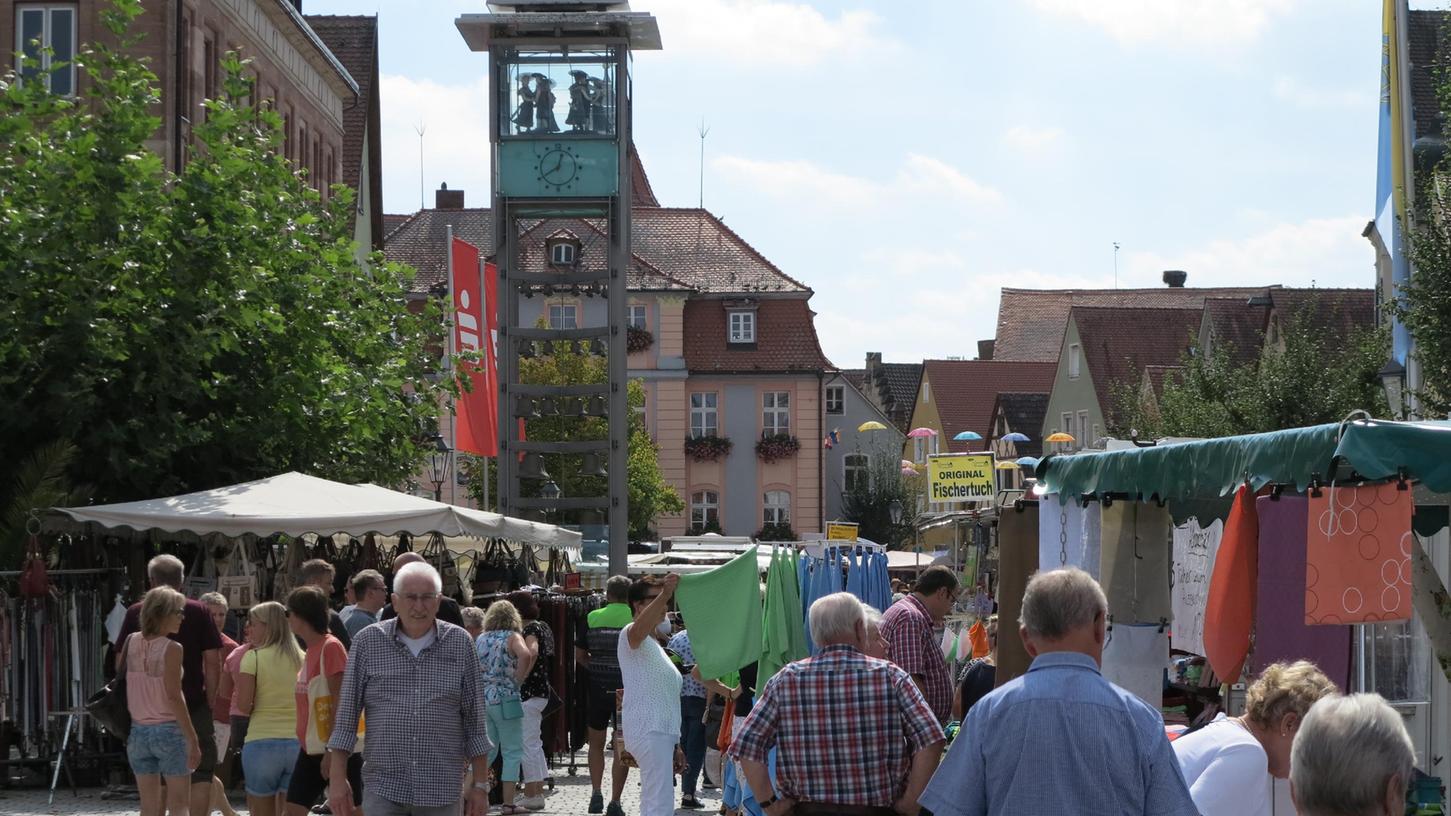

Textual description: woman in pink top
[125,586,202,816]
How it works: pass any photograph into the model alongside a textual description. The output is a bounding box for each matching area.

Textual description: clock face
[537,146,579,190]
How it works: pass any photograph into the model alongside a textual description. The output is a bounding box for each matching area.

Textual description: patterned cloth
[328,618,492,808]
[520,620,554,702]
[729,644,944,808]
[476,630,521,705]
[918,651,1198,816]
[667,631,706,699]
[879,595,953,722]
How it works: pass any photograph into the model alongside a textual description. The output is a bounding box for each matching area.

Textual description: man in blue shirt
[918,568,1198,816]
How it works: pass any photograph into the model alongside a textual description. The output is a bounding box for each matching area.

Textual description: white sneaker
[517,795,547,811]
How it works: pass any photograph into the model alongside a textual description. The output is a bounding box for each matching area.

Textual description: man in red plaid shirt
[880,565,958,722]
[730,592,945,816]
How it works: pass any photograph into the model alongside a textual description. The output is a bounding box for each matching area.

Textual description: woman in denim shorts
[125,587,202,816]
[235,602,304,816]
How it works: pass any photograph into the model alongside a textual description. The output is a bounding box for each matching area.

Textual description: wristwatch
[472,781,490,791]
[759,794,779,809]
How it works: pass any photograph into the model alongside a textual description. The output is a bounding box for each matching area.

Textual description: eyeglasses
[399,592,441,604]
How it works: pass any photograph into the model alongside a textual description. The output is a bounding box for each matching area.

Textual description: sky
[304,0,1438,368]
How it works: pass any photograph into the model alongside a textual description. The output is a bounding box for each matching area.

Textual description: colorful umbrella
[857,420,889,432]
[1002,432,1030,443]
[900,459,917,469]
[952,431,983,441]
[900,466,919,476]
[1015,456,1040,468]
[1045,432,1075,443]
[907,427,938,438]
[995,461,1019,470]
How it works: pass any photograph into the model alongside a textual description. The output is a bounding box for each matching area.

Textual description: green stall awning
[1037,419,1451,502]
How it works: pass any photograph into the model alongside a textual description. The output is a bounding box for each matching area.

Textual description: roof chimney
[1162,270,1187,288]
[435,183,464,210]
[977,339,995,361]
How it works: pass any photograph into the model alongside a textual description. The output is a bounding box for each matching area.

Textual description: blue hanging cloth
[845,547,863,601]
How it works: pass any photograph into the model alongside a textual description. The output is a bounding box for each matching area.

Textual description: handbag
[499,697,524,721]
[216,539,259,610]
[303,644,365,754]
[421,533,462,599]
[272,537,307,602]
[19,536,49,599]
[86,634,133,739]
[472,539,514,596]
[541,685,565,719]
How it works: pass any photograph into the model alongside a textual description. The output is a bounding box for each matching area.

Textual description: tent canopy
[1037,419,1451,502]
[48,472,582,557]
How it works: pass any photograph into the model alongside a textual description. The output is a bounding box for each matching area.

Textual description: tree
[1114,305,1388,439]
[839,449,921,549]
[0,0,443,513]
[486,335,682,542]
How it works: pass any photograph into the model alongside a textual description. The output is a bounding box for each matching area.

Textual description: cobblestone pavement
[0,755,724,815]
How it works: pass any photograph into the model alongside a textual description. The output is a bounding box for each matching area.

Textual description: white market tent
[48,471,582,558]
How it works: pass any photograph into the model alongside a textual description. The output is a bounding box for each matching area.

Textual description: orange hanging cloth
[968,620,991,659]
[716,702,735,752]
[1204,484,1259,684]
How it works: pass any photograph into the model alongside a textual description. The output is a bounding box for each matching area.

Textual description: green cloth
[760,546,808,684]
[1334,419,1451,492]
[675,547,764,681]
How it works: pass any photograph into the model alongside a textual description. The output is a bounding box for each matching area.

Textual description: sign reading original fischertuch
[927,453,996,502]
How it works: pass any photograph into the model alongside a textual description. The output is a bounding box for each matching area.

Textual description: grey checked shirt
[328,617,493,807]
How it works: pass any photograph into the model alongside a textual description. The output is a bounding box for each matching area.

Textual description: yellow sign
[927,453,996,502]
[825,522,859,542]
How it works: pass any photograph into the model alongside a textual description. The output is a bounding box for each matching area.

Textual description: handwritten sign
[826,521,859,542]
[1171,518,1223,657]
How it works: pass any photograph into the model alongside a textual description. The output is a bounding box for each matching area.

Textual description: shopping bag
[217,539,259,610]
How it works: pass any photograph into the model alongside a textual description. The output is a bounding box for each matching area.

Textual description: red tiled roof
[922,360,1056,453]
[1071,306,1202,429]
[383,213,411,238]
[994,286,1266,362]
[683,299,831,373]
[1202,296,1271,366]
[1268,287,1375,341]
[305,15,382,249]
[1410,11,1447,140]
[989,392,1049,457]
[1142,365,1181,398]
[385,207,808,297]
[630,147,660,207]
[840,369,867,391]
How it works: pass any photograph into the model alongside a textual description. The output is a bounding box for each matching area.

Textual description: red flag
[451,238,497,456]
[1204,485,1258,684]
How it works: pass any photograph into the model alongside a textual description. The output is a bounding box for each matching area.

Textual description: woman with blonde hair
[475,600,534,813]
[1174,660,1338,816]
[236,601,305,816]
[125,586,202,816]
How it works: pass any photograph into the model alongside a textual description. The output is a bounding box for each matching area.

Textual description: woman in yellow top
[236,601,304,816]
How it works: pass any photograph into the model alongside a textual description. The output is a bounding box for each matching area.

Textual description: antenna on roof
[1113,241,1120,289]
[415,120,427,211]
[697,118,711,210]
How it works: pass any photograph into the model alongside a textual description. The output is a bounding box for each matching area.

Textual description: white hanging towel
[1101,623,1169,711]
[105,596,128,645]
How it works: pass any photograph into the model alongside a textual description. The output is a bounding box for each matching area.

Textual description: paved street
[0,757,723,816]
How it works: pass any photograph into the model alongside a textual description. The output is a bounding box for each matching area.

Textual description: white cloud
[1028,0,1298,47]
[1002,124,1067,157]
[1123,215,1374,289]
[377,74,492,213]
[644,0,892,68]
[1272,76,1373,110]
[712,153,1001,211]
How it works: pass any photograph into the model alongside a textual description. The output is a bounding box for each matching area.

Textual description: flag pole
[479,252,490,511]
[446,224,457,506]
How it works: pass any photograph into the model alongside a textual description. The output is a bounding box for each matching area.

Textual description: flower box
[626,326,654,354]
[684,435,733,462]
[755,434,800,463]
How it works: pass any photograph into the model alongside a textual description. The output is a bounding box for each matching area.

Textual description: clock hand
[548,155,562,175]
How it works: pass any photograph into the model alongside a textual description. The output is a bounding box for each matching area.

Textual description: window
[913,437,927,464]
[763,490,791,525]
[550,242,576,266]
[922,381,931,403]
[1061,412,1075,442]
[16,5,76,96]
[548,304,577,330]
[689,393,718,439]
[728,311,755,344]
[203,34,218,104]
[762,391,790,436]
[1092,423,1102,444]
[283,108,294,159]
[1078,411,1090,444]
[844,454,869,493]
[690,491,719,530]
[627,304,647,329]
[1068,343,1081,379]
[825,386,845,415]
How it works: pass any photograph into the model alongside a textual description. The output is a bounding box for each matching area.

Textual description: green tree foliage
[840,450,921,549]
[507,339,682,542]
[1403,165,1451,415]
[0,1,443,511]
[1114,306,1388,439]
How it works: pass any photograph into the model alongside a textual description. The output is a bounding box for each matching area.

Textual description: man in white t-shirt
[618,575,684,816]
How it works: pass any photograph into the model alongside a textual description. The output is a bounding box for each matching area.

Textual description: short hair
[1018,568,1107,640]
[484,600,523,632]
[861,602,883,631]
[1291,694,1415,816]
[810,592,865,647]
[140,586,187,637]
[460,606,486,630]
[147,554,185,590]
[1245,660,1338,729]
[286,585,331,636]
[915,565,959,597]
[199,591,228,610]
[351,569,385,596]
[394,560,443,594]
[605,575,632,603]
[628,577,660,607]
[300,558,336,588]
[985,614,999,646]
[507,590,539,621]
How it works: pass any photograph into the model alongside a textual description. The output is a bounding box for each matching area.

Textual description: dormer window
[547,237,579,267]
[728,311,756,344]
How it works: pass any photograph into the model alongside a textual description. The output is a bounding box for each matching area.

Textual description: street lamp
[540,480,562,502]
[1379,359,1407,420]
[425,433,451,501]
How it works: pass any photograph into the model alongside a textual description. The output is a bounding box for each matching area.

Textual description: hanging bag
[272,536,308,602]
[217,538,259,610]
[19,532,49,599]
[303,645,365,754]
[85,634,132,738]
[472,539,513,596]
[421,533,462,599]
[184,539,219,599]
[511,544,535,589]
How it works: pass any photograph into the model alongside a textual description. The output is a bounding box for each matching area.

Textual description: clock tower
[457,1,660,576]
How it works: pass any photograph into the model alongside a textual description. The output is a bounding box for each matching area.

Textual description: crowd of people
[117,552,1423,816]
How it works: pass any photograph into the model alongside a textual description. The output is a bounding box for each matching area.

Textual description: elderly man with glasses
[879,565,959,723]
[325,561,493,816]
